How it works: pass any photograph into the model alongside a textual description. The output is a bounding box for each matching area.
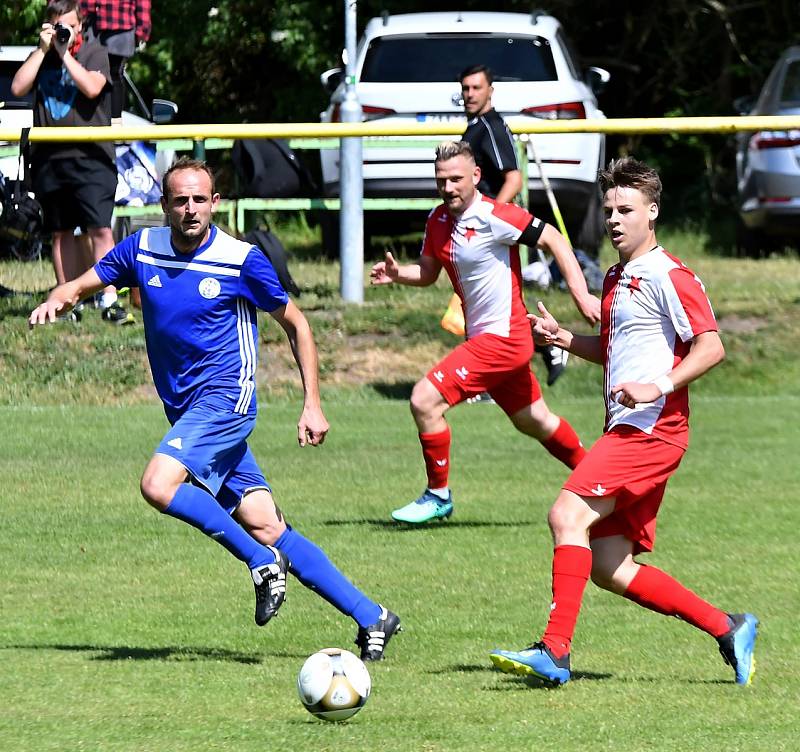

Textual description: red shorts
[426,331,540,416]
[564,425,685,554]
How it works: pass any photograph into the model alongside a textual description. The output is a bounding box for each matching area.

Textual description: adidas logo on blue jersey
[148,274,163,288]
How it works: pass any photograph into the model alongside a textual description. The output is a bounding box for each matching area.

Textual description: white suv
[319,11,610,253]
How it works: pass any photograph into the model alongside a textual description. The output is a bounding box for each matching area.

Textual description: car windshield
[780,60,800,105]
[0,61,33,108]
[360,34,557,83]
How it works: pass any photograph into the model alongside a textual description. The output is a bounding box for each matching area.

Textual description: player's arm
[611,330,725,408]
[495,169,523,205]
[269,300,330,447]
[528,301,603,364]
[370,252,441,287]
[29,267,106,326]
[537,224,601,326]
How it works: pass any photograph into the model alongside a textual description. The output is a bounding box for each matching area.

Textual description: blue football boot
[717,613,759,685]
[391,489,453,524]
[490,642,571,685]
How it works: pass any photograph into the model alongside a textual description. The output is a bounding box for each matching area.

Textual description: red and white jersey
[601,246,718,447]
[422,194,539,339]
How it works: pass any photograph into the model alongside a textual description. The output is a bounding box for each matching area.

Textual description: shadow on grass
[489,671,613,689]
[0,297,39,320]
[429,663,612,687]
[323,518,535,530]
[371,382,415,400]
[3,643,309,664]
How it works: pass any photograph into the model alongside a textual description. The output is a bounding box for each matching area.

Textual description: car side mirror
[320,68,344,94]
[151,99,178,125]
[733,95,755,115]
[585,66,610,96]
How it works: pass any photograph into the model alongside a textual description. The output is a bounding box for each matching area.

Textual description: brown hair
[45,0,81,22]
[598,157,662,208]
[162,157,216,200]
[434,140,476,164]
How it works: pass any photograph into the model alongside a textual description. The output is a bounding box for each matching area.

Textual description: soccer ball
[297,648,371,722]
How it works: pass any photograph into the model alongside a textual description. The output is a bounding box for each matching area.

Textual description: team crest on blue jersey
[198,277,221,299]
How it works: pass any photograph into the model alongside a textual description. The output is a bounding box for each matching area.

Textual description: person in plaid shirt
[80,1,151,119]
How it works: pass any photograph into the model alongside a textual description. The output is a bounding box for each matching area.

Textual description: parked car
[319,10,610,254]
[734,45,800,255]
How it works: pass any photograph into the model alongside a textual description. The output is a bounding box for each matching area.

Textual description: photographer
[11,0,132,324]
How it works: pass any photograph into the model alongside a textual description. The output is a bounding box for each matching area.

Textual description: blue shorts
[156,400,272,514]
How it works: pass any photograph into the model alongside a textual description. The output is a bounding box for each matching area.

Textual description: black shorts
[34,157,117,232]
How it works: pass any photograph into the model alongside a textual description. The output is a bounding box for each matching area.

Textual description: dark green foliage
[5,1,800,217]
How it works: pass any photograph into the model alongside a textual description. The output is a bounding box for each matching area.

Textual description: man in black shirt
[460,63,568,385]
[460,64,523,204]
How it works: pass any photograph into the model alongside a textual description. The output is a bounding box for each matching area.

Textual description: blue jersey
[96,225,288,421]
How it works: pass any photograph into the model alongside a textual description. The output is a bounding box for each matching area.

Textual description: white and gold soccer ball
[297,648,371,722]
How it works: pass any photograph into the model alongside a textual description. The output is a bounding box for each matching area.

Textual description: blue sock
[275,527,381,628]
[164,484,274,570]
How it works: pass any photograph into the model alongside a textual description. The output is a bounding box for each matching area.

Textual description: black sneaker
[101,302,135,326]
[540,345,569,386]
[57,305,82,323]
[355,606,402,661]
[251,546,288,626]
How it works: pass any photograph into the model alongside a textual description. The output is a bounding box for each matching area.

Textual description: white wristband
[653,375,674,396]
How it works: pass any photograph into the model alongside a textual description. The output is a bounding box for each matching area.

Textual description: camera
[53,23,72,45]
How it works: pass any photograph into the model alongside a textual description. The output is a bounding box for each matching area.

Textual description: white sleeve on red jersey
[662,264,718,342]
[487,200,536,245]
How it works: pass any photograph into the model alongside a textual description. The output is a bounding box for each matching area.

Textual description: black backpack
[0,128,44,261]
[244,227,301,297]
[232,139,317,198]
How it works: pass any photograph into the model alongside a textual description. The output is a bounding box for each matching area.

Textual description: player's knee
[410,379,441,421]
[511,400,558,440]
[547,496,586,538]
[140,470,178,510]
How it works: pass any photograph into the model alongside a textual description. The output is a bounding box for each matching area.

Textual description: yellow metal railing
[5,116,799,245]
[3,115,800,143]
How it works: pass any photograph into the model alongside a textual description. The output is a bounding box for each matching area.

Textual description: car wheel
[735,219,768,258]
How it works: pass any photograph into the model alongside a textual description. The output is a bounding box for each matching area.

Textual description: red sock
[623,565,730,637]
[419,427,451,490]
[541,419,586,469]
[542,545,592,657]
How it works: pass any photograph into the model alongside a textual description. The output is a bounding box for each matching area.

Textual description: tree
[1,1,45,44]
[7,1,799,220]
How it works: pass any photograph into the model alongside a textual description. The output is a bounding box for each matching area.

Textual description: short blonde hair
[434,141,475,164]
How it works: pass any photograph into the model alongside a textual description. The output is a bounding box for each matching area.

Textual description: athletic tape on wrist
[653,375,674,396]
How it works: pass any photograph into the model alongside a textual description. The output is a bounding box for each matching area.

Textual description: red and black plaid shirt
[79,1,152,42]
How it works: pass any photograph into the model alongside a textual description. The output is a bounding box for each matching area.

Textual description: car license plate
[416,114,465,123]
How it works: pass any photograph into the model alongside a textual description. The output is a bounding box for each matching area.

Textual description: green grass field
[1,398,797,751]
[1,226,798,750]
